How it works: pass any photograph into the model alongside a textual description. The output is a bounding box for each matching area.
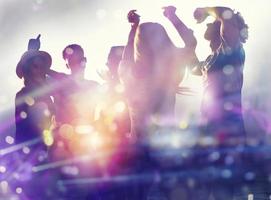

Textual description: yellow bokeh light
[179,120,189,129]
[24,96,35,106]
[43,129,54,146]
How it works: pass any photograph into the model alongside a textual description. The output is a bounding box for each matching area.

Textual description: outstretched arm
[163,6,201,76]
[163,6,197,50]
[122,10,140,61]
[194,7,245,48]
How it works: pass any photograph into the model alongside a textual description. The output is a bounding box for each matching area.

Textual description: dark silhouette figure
[48,44,99,127]
[97,46,130,138]
[117,9,197,199]
[15,35,54,145]
[106,46,125,84]
[193,7,248,145]
[46,44,99,159]
[119,7,197,142]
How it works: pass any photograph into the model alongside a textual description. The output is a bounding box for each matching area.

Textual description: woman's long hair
[235,11,248,43]
[133,22,176,77]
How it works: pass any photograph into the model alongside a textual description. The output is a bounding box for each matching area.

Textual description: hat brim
[16,50,52,78]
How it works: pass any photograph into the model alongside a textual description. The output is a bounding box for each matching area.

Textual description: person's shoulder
[48,71,69,81]
[16,87,28,98]
[15,87,30,107]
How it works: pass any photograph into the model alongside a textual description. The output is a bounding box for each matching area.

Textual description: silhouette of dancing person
[46,44,99,158]
[47,44,99,127]
[193,7,248,145]
[119,7,197,142]
[97,46,130,140]
[15,35,54,146]
[14,35,58,199]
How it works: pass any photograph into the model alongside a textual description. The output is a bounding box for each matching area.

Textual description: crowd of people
[10,5,254,199]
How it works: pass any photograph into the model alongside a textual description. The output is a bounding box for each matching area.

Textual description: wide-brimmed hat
[16,50,52,78]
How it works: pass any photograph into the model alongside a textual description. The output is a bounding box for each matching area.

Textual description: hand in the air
[194,8,209,23]
[28,34,41,51]
[127,10,140,25]
[162,6,177,18]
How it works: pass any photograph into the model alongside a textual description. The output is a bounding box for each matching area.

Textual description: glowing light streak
[0,138,41,156]
[32,150,112,172]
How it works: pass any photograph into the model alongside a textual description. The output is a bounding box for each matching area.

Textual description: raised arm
[122,10,140,61]
[163,6,201,76]
[194,7,248,48]
[163,6,197,50]
[28,34,41,50]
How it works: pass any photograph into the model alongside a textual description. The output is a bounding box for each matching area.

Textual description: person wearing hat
[15,36,55,145]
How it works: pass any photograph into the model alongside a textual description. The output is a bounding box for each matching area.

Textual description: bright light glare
[75,125,93,135]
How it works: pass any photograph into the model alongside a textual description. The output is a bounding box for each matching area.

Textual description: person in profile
[105,46,125,85]
[15,35,54,146]
[118,7,197,142]
[192,7,248,145]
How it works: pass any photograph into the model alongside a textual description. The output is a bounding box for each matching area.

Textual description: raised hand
[194,8,209,23]
[28,34,41,50]
[127,10,140,25]
[162,6,177,18]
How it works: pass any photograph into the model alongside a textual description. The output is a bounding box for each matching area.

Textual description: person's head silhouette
[194,7,248,51]
[16,50,52,86]
[62,44,86,77]
[134,22,175,70]
[204,20,222,51]
[106,46,124,81]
